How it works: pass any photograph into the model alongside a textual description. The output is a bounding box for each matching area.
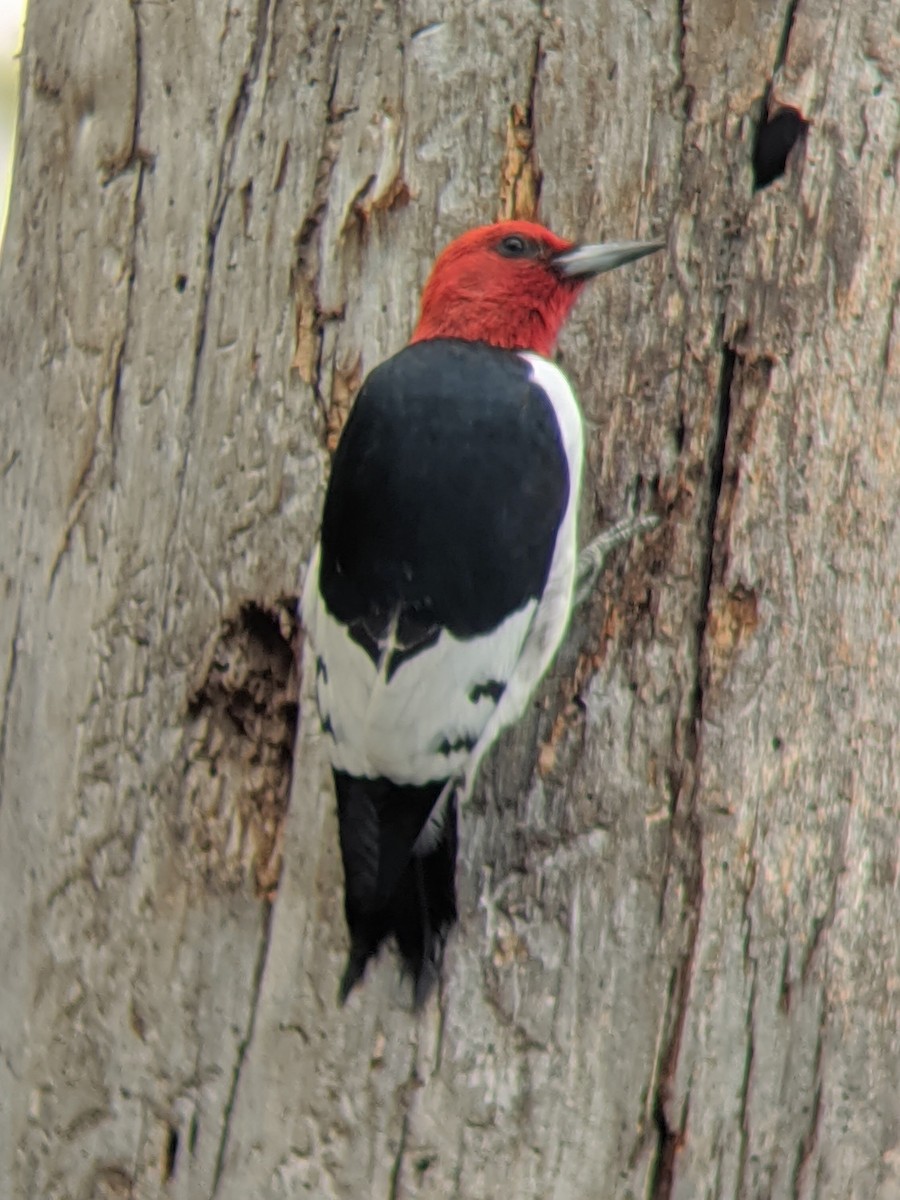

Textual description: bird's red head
[410,220,664,357]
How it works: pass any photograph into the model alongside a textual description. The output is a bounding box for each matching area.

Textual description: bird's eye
[497,234,532,258]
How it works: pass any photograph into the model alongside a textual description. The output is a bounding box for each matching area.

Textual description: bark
[1,1,897,1198]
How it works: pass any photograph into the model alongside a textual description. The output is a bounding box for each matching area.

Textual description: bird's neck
[410,288,580,357]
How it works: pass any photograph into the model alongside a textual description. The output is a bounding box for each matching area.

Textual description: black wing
[318,338,570,659]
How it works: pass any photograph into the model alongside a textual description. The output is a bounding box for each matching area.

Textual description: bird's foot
[575,510,660,605]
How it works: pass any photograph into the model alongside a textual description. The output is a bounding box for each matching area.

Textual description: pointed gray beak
[553,237,666,279]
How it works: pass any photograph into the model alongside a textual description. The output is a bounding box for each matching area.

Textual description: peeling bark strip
[325,353,363,451]
[1,0,898,1197]
[498,101,542,221]
[186,601,300,895]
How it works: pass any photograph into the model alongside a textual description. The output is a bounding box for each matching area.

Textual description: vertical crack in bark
[735,806,761,1196]
[874,278,899,410]
[325,22,342,115]
[387,1031,422,1200]
[210,898,274,1198]
[735,939,758,1194]
[0,596,23,812]
[649,339,736,1199]
[449,1126,465,1200]
[388,1110,411,1200]
[648,940,697,1200]
[697,342,736,708]
[774,0,800,74]
[107,159,143,473]
[433,981,448,1072]
[800,799,851,984]
[645,965,680,1197]
[109,0,148,463]
[47,0,149,590]
[735,986,757,1195]
[527,28,542,122]
[650,1092,678,1200]
[497,33,543,221]
[791,1025,823,1197]
[755,0,800,115]
[675,0,695,126]
[190,0,273,412]
[165,0,272,595]
[290,24,346,438]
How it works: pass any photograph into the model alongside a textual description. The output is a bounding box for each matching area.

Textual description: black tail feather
[333,771,458,1005]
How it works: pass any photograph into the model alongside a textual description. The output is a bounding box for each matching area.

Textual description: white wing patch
[302,353,583,795]
[304,547,535,784]
[459,354,583,794]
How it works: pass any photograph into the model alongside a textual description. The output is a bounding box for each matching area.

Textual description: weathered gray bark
[1,1,897,1198]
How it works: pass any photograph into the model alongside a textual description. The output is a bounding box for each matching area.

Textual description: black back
[319,339,570,650]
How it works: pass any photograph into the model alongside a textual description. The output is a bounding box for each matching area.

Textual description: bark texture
[1,1,898,1198]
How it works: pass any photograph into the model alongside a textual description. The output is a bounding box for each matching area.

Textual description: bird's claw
[575,510,660,605]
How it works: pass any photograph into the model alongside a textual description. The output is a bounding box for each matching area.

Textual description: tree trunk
[1,1,897,1198]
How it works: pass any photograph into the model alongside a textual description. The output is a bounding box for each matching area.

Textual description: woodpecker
[302,220,663,1005]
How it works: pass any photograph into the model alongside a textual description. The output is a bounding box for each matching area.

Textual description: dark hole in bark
[675,411,687,454]
[163,1124,179,1180]
[753,106,808,189]
[241,602,296,668]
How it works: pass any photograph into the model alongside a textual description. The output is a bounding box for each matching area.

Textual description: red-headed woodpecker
[302,220,663,1005]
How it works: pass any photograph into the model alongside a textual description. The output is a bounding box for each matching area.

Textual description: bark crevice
[791,1026,824,1199]
[774,0,800,75]
[108,0,147,461]
[166,0,274,598]
[387,1110,411,1200]
[0,596,22,812]
[290,23,346,435]
[674,0,694,125]
[210,899,274,1199]
[648,334,736,1198]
